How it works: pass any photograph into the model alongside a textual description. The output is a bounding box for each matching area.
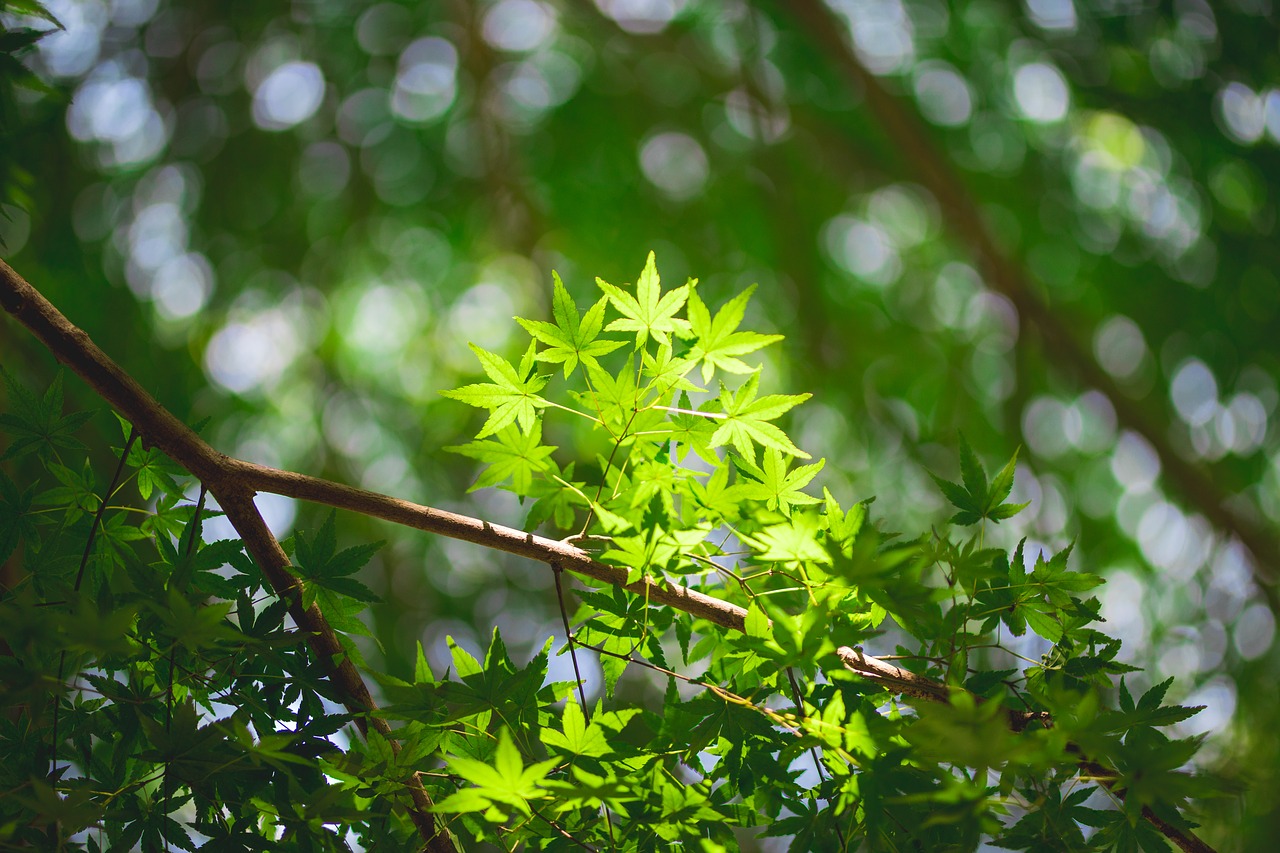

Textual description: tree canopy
[2,0,1278,849]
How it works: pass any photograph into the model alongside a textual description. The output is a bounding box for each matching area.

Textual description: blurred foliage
[2,0,1278,848]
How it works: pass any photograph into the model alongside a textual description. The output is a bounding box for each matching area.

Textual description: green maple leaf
[641,340,699,397]
[709,373,811,462]
[601,523,708,582]
[541,697,612,757]
[291,510,382,612]
[686,284,783,383]
[601,526,664,585]
[1026,543,1103,607]
[4,2,64,29]
[441,341,549,438]
[667,392,719,464]
[0,470,36,564]
[735,448,824,516]
[749,512,830,566]
[823,487,869,554]
[125,442,186,500]
[597,251,692,349]
[446,422,556,495]
[0,367,94,461]
[1003,542,1103,643]
[582,354,641,425]
[157,529,242,599]
[524,460,584,531]
[1099,677,1204,733]
[36,458,100,523]
[930,436,1029,525]
[630,457,681,508]
[517,272,625,378]
[685,464,747,522]
[436,728,558,818]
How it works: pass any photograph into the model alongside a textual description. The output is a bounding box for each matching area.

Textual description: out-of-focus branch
[1,258,1214,852]
[781,0,1279,610]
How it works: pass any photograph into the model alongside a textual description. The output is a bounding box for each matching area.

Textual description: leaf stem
[651,404,727,420]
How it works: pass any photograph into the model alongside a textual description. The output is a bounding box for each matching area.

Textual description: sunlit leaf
[441,342,550,438]
[597,251,693,349]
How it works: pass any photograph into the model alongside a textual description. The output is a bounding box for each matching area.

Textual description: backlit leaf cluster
[432,255,1225,849]
[0,255,1228,851]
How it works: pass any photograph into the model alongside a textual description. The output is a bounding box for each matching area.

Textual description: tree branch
[0,258,1213,852]
[780,0,1279,611]
[0,259,456,853]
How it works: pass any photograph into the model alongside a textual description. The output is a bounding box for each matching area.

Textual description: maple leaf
[667,392,719,464]
[582,354,641,426]
[629,457,681,509]
[517,272,625,378]
[601,523,709,583]
[930,436,1029,526]
[601,526,665,585]
[541,697,612,758]
[822,487,869,555]
[524,459,584,531]
[445,422,556,494]
[126,442,186,500]
[597,251,692,349]
[291,511,382,616]
[686,284,783,383]
[709,373,811,462]
[1026,542,1102,607]
[0,470,36,564]
[641,341,699,397]
[735,448,825,516]
[436,728,558,818]
[441,341,549,438]
[0,367,93,461]
[685,461,746,521]
[749,512,830,566]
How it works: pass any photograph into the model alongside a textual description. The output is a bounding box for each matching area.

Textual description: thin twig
[163,486,206,847]
[552,565,592,721]
[551,562,617,848]
[50,426,139,786]
[528,803,600,852]
[785,665,848,849]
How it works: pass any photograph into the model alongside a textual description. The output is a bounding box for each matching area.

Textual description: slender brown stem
[163,486,205,836]
[529,803,600,853]
[553,563,618,848]
[552,565,592,722]
[785,665,848,849]
[48,424,140,845]
[72,427,137,591]
[50,427,138,775]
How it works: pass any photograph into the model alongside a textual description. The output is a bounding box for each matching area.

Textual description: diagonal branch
[214,489,451,850]
[0,258,1212,852]
[0,260,457,853]
[780,0,1278,610]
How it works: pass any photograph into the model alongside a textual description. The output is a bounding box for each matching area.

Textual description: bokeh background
[2,0,1278,847]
